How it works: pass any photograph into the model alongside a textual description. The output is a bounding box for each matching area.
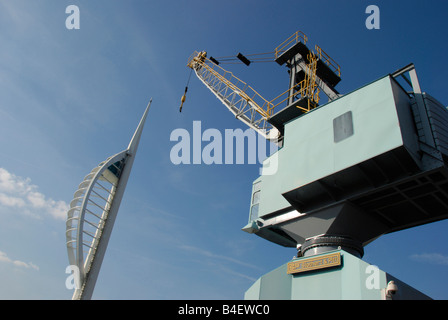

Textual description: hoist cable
[179,68,193,112]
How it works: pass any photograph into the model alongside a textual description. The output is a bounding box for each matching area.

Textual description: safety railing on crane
[269,52,320,113]
[314,45,341,78]
[274,30,308,59]
[274,31,341,79]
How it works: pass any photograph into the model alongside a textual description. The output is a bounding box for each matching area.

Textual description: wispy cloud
[217,265,257,282]
[0,250,39,271]
[179,244,261,271]
[0,168,68,220]
[179,244,261,284]
[409,253,448,266]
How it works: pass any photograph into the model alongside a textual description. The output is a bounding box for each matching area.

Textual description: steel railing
[274,30,308,59]
[315,45,341,77]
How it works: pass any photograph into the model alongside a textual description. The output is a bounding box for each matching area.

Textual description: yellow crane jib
[186,51,272,119]
[182,30,338,141]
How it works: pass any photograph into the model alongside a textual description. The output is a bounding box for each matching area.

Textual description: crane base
[244,250,431,300]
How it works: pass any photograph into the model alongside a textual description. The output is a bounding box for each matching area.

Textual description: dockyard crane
[180,30,448,301]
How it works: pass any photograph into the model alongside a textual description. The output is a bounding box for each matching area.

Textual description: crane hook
[179,86,188,112]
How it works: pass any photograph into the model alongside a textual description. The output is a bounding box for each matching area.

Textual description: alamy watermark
[66,5,80,30]
[169,121,279,175]
[365,264,380,290]
[65,265,81,291]
[65,263,386,293]
[365,5,380,30]
[64,5,381,31]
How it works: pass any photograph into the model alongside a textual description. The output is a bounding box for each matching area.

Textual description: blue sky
[0,0,448,300]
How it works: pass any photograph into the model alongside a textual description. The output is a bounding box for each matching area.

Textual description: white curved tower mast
[66,100,152,300]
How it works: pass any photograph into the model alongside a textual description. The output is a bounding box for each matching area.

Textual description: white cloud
[0,168,32,194]
[410,253,448,266]
[0,193,26,208]
[0,168,68,220]
[0,250,39,271]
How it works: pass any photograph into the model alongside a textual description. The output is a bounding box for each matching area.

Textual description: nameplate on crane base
[287,252,341,275]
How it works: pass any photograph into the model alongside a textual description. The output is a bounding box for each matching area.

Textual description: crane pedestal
[244,249,431,300]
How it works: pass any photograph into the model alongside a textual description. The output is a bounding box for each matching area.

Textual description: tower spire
[128,99,152,154]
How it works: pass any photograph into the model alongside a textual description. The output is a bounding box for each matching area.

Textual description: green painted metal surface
[254,75,420,220]
[244,250,431,300]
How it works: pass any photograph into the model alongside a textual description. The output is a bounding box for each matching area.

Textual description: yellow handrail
[268,53,320,114]
[273,30,341,79]
[268,79,308,113]
[274,31,308,59]
[314,45,341,77]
